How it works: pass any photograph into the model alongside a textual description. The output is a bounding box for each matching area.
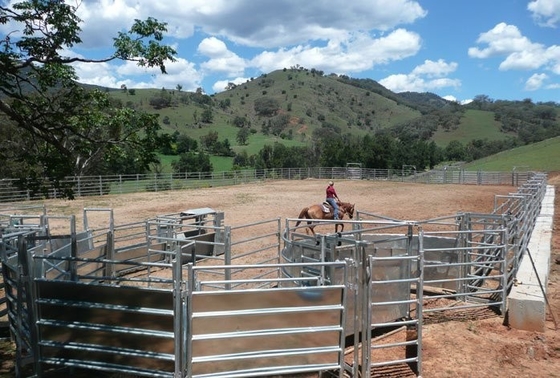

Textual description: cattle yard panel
[3,240,349,378]
[0,204,49,345]
[361,251,422,377]
[278,172,546,376]
[0,172,549,378]
[419,217,508,315]
[186,262,348,378]
[281,220,423,377]
[353,172,547,316]
[1,239,36,377]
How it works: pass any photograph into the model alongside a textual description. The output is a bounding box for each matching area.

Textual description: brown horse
[295,201,355,235]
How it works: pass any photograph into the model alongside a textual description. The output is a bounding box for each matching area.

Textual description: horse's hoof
[337,241,342,247]
[315,240,320,246]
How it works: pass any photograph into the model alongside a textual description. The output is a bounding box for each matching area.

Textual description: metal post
[173,246,186,378]
[185,263,194,378]
[70,215,77,281]
[224,225,232,289]
[415,226,424,377]
[360,245,371,378]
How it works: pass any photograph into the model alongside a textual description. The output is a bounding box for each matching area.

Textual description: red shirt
[326,185,337,199]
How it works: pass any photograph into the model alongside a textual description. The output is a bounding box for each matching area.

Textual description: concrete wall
[507,185,555,332]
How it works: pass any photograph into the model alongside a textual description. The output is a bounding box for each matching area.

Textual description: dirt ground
[1,175,559,377]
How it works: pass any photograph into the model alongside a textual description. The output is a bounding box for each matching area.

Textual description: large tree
[0,0,176,198]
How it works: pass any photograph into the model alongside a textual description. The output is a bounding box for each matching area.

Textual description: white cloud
[197,37,229,58]
[468,22,560,77]
[250,29,422,75]
[528,0,560,27]
[73,61,127,88]
[75,0,142,48]
[74,57,203,91]
[545,45,560,74]
[71,0,427,50]
[148,58,203,91]
[499,49,549,71]
[525,73,548,91]
[468,23,535,59]
[379,74,418,92]
[379,60,460,93]
[3,0,431,92]
[412,59,458,77]
[201,56,247,77]
[186,0,427,48]
[198,38,247,77]
[442,95,471,105]
[212,77,251,93]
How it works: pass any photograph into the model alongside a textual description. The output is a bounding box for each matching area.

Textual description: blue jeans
[326,198,338,219]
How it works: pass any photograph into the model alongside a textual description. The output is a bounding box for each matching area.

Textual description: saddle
[321,201,332,213]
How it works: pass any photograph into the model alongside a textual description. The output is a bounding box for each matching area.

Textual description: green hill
[104,68,560,172]
[464,136,560,171]
[432,109,511,146]
[110,69,550,151]
[109,69,423,151]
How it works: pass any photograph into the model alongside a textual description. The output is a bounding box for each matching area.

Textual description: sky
[3,0,560,104]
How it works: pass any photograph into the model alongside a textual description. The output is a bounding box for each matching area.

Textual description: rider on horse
[325,181,341,220]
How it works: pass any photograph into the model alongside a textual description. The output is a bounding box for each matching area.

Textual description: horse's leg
[305,220,314,235]
[334,220,344,233]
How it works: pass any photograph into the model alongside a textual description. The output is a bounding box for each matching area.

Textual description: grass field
[432,109,510,146]
[464,136,560,171]
[153,135,560,175]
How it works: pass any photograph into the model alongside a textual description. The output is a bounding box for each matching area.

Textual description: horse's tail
[295,207,309,227]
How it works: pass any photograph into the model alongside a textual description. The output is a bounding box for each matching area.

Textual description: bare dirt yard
[1,175,559,378]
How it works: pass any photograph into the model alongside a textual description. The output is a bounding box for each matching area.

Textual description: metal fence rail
[3,241,349,378]
[363,250,422,377]
[0,171,548,378]
[0,167,532,202]
[186,262,348,378]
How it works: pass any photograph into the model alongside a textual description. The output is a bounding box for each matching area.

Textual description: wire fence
[0,167,532,203]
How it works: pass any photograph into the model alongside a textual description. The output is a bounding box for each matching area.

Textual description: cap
[328,181,334,186]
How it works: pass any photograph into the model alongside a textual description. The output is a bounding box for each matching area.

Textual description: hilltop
[107,68,559,157]
[4,65,559,180]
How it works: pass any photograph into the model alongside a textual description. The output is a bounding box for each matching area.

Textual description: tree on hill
[236,127,250,145]
[171,151,213,173]
[201,108,214,123]
[0,0,176,198]
[254,97,280,116]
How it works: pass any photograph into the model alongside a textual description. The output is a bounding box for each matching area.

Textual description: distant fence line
[0,167,532,203]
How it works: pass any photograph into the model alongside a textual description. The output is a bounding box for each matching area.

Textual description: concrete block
[507,185,554,332]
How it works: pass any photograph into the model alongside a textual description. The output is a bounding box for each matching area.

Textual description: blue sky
[3,0,559,104]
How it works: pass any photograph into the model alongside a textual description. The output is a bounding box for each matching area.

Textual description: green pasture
[432,109,509,146]
[156,154,234,173]
[464,136,560,171]
[105,170,287,194]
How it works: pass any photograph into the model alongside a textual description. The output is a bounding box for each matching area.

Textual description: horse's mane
[338,201,355,218]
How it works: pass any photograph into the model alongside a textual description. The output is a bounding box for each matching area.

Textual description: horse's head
[342,202,355,219]
[348,204,355,219]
